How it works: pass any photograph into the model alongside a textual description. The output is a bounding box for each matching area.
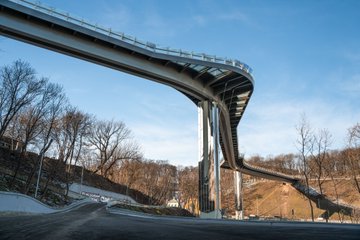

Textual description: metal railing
[9,0,253,76]
[241,159,300,181]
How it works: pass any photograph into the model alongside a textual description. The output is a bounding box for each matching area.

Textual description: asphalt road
[0,203,359,240]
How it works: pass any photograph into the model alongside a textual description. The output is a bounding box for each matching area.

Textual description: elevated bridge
[0,0,298,217]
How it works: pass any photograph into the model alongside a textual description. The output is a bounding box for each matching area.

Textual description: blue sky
[1,0,359,166]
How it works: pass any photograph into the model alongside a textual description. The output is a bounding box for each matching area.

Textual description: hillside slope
[0,148,152,206]
[242,180,360,221]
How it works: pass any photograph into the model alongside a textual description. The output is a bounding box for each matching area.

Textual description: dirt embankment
[0,148,152,206]
[242,180,360,221]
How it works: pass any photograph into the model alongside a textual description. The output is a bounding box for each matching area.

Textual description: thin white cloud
[130,123,198,167]
[100,3,132,30]
[125,90,198,166]
[218,11,249,22]
[238,98,360,157]
[343,51,360,63]
[217,10,261,29]
[192,15,207,26]
[341,74,360,96]
[141,12,176,38]
[325,68,360,98]
[98,2,177,39]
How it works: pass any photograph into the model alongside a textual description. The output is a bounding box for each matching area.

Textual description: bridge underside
[0,0,301,218]
[0,0,252,172]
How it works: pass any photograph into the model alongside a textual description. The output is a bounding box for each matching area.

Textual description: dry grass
[242,180,360,221]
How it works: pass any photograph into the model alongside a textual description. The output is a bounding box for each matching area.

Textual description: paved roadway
[0,203,359,240]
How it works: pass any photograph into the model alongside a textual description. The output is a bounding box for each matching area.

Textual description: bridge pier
[198,101,221,219]
[234,171,243,219]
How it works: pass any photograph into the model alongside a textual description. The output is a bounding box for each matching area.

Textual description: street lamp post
[80,164,84,194]
[34,151,44,198]
[35,139,53,198]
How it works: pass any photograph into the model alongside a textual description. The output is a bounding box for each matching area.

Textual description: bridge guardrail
[242,160,300,182]
[10,0,253,76]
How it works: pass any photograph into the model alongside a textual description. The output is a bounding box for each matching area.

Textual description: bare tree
[89,120,140,177]
[102,140,141,178]
[9,79,66,189]
[0,60,44,138]
[327,150,347,176]
[220,168,236,217]
[23,82,66,194]
[51,107,93,197]
[118,158,143,196]
[282,154,298,173]
[311,129,332,195]
[296,114,315,221]
[178,166,198,212]
[109,159,176,205]
[7,81,63,153]
[53,107,93,167]
[346,123,360,193]
[148,161,176,205]
[246,154,298,175]
[324,151,342,221]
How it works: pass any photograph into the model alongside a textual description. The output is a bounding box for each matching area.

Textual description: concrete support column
[198,100,221,218]
[234,171,243,220]
[213,104,221,218]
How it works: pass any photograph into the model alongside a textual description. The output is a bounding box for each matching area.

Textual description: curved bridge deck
[0,0,298,183]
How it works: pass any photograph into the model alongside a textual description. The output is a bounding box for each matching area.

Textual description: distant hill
[222,177,360,222]
[0,148,152,206]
